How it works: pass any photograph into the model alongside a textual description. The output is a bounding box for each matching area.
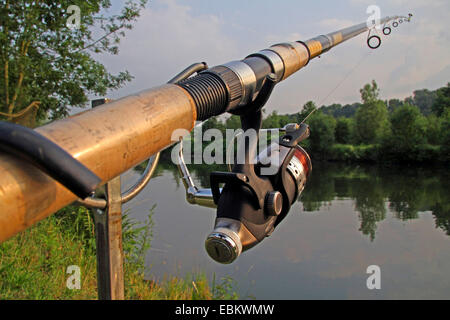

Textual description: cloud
[95,0,239,99]
[93,0,450,114]
[349,0,445,9]
[319,18,356,30]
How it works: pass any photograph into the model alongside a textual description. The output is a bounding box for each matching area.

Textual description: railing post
[91,99,125,300]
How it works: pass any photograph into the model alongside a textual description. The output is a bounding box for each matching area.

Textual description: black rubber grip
[177,73,229,121]
[0,121,101,199]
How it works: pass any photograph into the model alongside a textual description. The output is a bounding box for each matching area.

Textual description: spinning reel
[177,74,312,264]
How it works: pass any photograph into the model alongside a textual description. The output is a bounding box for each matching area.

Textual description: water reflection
[301,163,449,239]
[127,159,450,299]
[147,160,450,240]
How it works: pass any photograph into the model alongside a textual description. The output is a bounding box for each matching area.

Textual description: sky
[95,0,450,114]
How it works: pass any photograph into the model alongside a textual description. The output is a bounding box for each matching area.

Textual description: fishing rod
[0,13,411,259]
[177,14,413,264]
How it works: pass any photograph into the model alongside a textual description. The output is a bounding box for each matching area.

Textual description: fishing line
[301,49,373,124]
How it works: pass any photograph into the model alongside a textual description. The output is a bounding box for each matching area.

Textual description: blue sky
[97,0,450,114]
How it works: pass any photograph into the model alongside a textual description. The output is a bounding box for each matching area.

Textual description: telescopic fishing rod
[176,14,412,264]
[0,13,411,257]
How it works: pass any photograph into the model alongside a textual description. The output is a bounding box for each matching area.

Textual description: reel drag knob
[205,228,242,264]
[265,191,283,216]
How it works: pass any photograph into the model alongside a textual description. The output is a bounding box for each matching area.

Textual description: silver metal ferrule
[253,49,285,81]
[222,61,257,106]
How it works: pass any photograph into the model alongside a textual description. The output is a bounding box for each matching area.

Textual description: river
[122,161,450,299]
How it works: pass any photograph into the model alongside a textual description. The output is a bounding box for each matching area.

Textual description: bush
[335,117,355,144]
[306,111,336,155]
[329,144,379,162]
[387,103,427,152]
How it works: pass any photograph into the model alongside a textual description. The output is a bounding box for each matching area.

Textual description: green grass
[0,205,238,300]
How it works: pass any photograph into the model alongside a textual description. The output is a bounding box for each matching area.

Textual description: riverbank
[0,205,238,300]
[307,143,445,163]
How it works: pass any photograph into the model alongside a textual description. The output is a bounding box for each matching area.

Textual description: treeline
[203,81,450,163]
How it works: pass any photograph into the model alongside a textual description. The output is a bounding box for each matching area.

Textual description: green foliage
[412,88,437,115]
[0,207,98,299]
[202,116,226,135]
[426,114,443,145]
[385,103,427,152]
[355,98,389,144]
[335,117,354,144]
[166,81,449,164]
[0,205,238,300]
[261,110,290,129]
[0,0,148,121]
[387,98,403,113]
[440,109,450,160]
[432,83,450,116]
[329,144,379,162]
[360,80,380,104]
[211,274,240,300]
[354,80,389,144]
[224,115,241,130]
[305,111,336,155]
[296,101,317,123]
[54,205,97,251]
[122,207,154,275]
[321,102,361,118]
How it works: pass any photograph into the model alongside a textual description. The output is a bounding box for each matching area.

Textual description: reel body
[177,74,312,264]
[207,139,311,263]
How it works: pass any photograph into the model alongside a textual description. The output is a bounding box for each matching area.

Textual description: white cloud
[93,0,450,114]
[96,0,239,99]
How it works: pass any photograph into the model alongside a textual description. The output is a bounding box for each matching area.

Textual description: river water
[122,161,450,299]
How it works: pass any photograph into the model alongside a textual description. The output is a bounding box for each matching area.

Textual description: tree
[355,80,389,144]
[262,111,280,129]
[306,111,336,154]
[389,103,427,151]
[387,98,402,113]
[295,101,316,123]
[432,83,450,116]
[425,114,442,145]
[224,115,241,130]
[411,88,437,115]
[335,117,354,144]
[360,79,380,105]
[441,108,450,160]
[0,0,148,126]
[202,116,225,134]
[321,103,342,117]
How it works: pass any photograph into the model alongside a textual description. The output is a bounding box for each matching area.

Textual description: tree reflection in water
[299,162,450,239]
[137,155,450,240]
